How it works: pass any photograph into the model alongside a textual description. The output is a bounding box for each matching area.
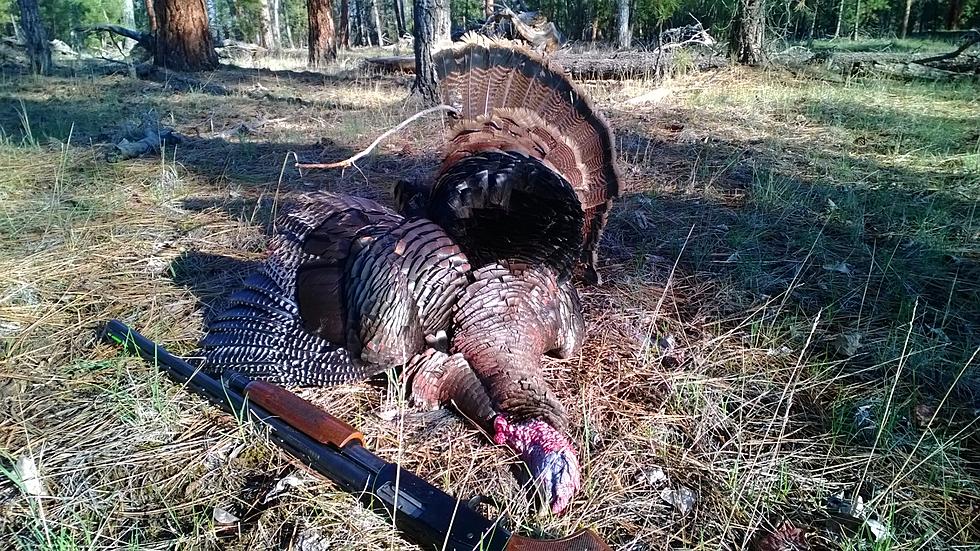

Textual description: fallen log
[364,48,725,80]
[106,115,183,162]
[365,55,415,73]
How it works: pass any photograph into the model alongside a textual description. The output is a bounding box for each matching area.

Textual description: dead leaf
[640,466,667,486]
[657,335,686,368]
[263,471,312,503]
[752,520,809,551]
[836,332,862,357]
[213,506,239,525]
[660,486,696,515]
[295,528,331,551]
[913,404,937,428]
[14,456,46,497]
[854,405,876,435]
[822,261,853,275]
[865,518,888,542]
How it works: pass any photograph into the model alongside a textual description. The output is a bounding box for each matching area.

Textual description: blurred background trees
[5,0,979,72]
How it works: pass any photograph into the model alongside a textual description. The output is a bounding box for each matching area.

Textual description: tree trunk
[413,0,440,103]
[283,11,294,48]
[834,0,844,38]
[308,0,336,66]
[851,0,860,39]
[338,0,350,47]
[352,0,364,45]
[122,0,136,27]
[900,0,912,38]
[615,0,630,48]
[433,0,450,44]
[483,0,493,18]
[730,0,765,64]
[154,0,219,71]
[258,0,277,48]
[120,0,138,50]
[204,0,221,42]
[393,0,407,37]
[16,0,51,75]
[808,0,819,43]
[371,0,383,45]
[271,0,282,45]
[945,0,963,30]
[145,0,158,33]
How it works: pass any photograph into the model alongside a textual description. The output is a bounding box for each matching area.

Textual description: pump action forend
[102,320,610,551]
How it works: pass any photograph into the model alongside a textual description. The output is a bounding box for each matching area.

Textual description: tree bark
[338,0,350,47]
[351,0,364,45]
[258,0,277,48]
[204,0,221,42]
[393,0,407,37]
[284,11,294,48]
[371,0,383,45]
[145,0,158,33]
[483,0,493,18]
[433,0,450,44]
[16,0,51,75]
[900,0,912,38]
[730,0,765,64]
[851,0,860,39]
[308,0,336,66]
[154,0,219,71]
[945,0,963,30]
[122,0,136,28]
[834,0,844,38]
[227,0,242,40]
[615,0,630,48]
[808,0,819,43]
[271,0,282,45]
[413,0,440,104]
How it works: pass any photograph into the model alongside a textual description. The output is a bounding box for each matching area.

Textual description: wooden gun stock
[506,529,612,550]
[235,377,364,449]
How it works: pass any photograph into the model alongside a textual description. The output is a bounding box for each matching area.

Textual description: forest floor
[0,42,978,550]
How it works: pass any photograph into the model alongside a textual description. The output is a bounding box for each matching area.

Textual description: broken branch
[296,104,459,170]
[914,29,979,65]
[76,24,155,52]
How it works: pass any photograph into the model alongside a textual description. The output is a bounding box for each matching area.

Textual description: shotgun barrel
[102,320,610,551]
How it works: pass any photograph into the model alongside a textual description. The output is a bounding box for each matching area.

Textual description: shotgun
[102,320,610,551]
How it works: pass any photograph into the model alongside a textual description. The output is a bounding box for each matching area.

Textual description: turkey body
[199,193,470,386]
[198,33,619,515]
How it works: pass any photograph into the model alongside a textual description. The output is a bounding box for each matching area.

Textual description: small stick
[296,104,458,170]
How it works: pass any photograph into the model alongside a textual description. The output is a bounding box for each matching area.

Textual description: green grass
[808,38,957,54]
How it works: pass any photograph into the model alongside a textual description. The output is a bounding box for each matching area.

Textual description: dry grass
[0,51,978,550]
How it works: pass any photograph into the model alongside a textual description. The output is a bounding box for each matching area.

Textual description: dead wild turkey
[197,34,619,514]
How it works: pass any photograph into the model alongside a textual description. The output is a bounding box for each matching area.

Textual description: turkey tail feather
[433,33,620,283]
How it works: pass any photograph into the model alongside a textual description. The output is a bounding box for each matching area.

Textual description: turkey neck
[451,262,568,432]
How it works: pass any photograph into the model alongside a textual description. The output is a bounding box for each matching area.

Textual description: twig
[295,104,459,170]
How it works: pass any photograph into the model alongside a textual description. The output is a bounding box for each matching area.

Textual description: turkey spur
[198,34,620,515]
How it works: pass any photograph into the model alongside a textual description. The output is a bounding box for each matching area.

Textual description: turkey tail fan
[433,33,621,283]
